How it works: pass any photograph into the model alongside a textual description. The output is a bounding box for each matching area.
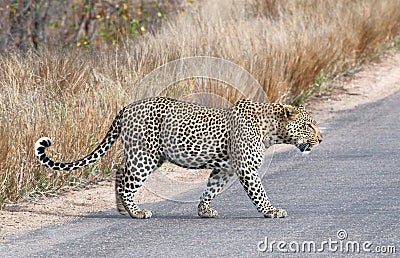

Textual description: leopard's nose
[318,139,322,143]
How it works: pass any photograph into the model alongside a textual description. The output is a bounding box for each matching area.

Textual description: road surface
[1,92,399,257]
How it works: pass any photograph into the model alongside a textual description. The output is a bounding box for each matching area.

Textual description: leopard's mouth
[298,143,311,153]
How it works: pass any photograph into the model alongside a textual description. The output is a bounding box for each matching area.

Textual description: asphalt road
[1,92,399,257]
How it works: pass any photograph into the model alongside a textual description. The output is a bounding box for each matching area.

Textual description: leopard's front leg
[231,144,286,218]
[229,104,287,218]
[236,169,287,218]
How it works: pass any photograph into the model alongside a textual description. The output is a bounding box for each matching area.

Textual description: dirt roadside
[1,52,400,238]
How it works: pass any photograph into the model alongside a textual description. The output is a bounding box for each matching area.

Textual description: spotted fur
[35,97,322,219]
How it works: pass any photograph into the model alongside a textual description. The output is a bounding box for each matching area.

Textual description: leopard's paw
[263,207,287,218]
[198,203,218,218]
[129,209,153,219]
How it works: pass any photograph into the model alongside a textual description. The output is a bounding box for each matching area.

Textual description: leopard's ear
[283,105,300,121]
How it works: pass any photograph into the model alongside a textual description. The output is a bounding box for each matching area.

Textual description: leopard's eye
[306,124,314,131]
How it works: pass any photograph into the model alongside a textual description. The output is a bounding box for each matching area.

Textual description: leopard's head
[276,105,323,154]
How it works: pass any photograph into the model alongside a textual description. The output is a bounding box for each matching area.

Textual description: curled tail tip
[34,137,53,166]
[35,137,53,151]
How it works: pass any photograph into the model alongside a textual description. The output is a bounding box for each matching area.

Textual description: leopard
[34,96,322,219]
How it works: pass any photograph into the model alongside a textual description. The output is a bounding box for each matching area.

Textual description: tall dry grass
[1,0,400,207]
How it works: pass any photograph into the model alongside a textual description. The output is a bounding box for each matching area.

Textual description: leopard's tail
[34,110,123,171]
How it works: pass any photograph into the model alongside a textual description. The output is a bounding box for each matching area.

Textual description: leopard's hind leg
[118,150,164,219]
[115,166,128,215]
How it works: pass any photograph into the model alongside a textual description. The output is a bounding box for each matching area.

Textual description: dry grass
[1,0,400,207]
